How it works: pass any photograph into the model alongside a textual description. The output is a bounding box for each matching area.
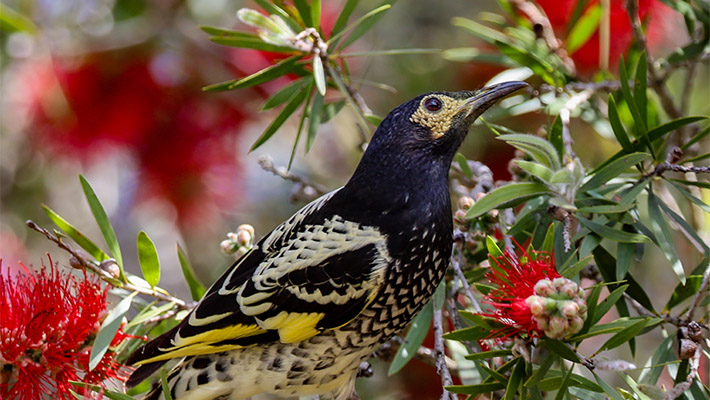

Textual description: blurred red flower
[21,52,248,226]
[480,247,560,339]
[0,257,129,400]
[534,0,670,75]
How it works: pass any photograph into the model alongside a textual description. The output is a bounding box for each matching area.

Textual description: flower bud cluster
[525,277,587,339]
[220,224,255,258]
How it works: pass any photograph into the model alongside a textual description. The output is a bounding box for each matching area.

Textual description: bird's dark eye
[424,97,442,112]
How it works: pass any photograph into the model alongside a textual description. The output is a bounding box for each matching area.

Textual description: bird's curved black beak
[459,81,529,121]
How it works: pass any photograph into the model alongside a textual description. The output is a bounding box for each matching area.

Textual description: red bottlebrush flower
[0,257,129,400]
[480,247,560,339]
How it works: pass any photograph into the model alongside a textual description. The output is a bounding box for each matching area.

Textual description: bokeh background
[0,0,705,398]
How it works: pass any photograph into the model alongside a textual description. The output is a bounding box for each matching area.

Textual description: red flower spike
[0,257,130,400]
[479,247,560,340]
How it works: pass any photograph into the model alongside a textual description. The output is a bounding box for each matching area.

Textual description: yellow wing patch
[135,323,266,365]
[260,311,325,343]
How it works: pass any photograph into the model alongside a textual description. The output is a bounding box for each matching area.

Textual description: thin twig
[664,341,702,399]
[258,155,329,203]
[559,89,594,160]
[687,265,710,322]
[509,0,576,75]
[450,245,482,313]
[26,220,192,310]
[641,163,710,181]
[433,308,456,400]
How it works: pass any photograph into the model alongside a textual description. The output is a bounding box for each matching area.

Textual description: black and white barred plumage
[126,82,528,400]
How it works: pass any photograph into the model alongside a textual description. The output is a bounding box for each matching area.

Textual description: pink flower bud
[559,300,579,318]
[562,281,579,298]
[453,209,467,225]
[526,295,545,316]
[236,230,252,247]
[552,277,567,291]
[534,315,549,330]
[534,279,554,296]
[548,316,568,337]
[569,316,584,334]
[458,196,475,210]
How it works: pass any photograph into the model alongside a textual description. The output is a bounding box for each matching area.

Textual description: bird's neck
[343,148,453,217]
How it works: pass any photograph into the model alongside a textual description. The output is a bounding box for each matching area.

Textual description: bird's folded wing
[130,191,391,365]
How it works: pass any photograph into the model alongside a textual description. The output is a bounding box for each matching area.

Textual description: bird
[125,81,528,400]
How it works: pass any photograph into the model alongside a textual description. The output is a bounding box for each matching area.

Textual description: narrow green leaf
[669,181,710,213]
[79,175,125,279]
[42,205,109,261]
[498,134,561,170]
[666,258,708,310]
[634,52,648,128]
[330,0,359,39]
[619,57,648,139]
[288,81,314,169]
[658,200,710,254]
[577,203,636,214]
[262,80,305,110]
[433,281,446,310]
[388,301,432,375]
[292,0,312,27]
[442,325,490,342]
[616,242,634,281]
[647,116,707,143]
[0,3,38,34]
[579,152,648,192]
[592,285,629,325]
[560,254,593,278]
[455,153,473,180]
[446,382,506,395]
[639,335,674,385]
[313,56,326,96]
[591,116,706,174]
[579,284,602,335]
[464,349,512,361]
[311,0,321,29]
[161,367,173,400]
[200,26,252,37]
[594,372,625,400]
[525,352,556,387]
[451,17,509,44]
[681,126,709,151]
[496,40,562,86]
[137,231,160,288]
[608,95,634,153]
[543,339,580,363]
[597,318,649,353]
[648,193,686,284]
[514,160,554,182]
[125,301,176,328]
[578,217,650,243]
[466,183,551,219]
[177,244,206,301]
[306,90,324,152]
[567,4,602,53]
[250,84,309,151]
[69,382,134,400]
[504,358,526,400]
[203,55,302,92]
[208,36,295,52]
[549,115,564,162]
[320,100,346,123]
[540,223,556,253]
[486,236,504,258]
[554,367,575,400]
[329,4,392,49]
[89,292,137,370]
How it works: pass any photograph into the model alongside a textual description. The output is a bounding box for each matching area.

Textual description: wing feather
[128,188,391,374]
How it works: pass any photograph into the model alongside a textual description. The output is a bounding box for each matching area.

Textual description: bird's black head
[349,81,528,189]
